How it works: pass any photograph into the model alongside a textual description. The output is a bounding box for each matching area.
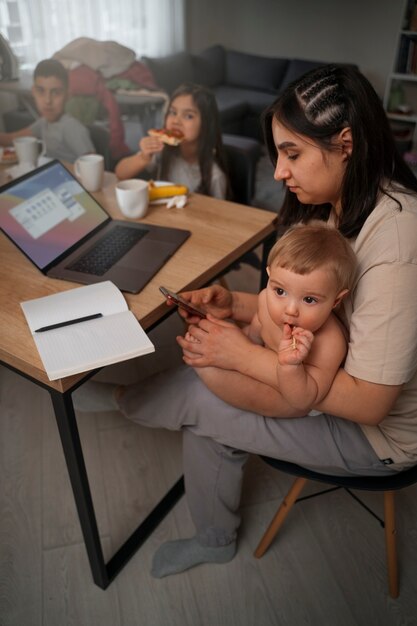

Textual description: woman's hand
[175,285,234,324]
[177,314,252,369]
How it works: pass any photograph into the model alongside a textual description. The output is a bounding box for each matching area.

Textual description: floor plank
[43,540,120,626]
[0,368,43,626]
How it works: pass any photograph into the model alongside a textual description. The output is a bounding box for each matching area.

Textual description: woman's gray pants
[118,365,398,547]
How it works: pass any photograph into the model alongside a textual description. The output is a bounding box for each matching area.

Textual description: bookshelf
[384,0,417,152]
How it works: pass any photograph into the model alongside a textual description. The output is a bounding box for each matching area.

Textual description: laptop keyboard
[67,225,147,276]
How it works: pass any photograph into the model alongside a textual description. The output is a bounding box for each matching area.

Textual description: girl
[115,83,228,199]
[77,65,417,578]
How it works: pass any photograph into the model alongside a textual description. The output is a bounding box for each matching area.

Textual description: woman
[76,65,417,578]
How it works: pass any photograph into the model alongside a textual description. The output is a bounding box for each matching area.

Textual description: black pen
[34,313,103,333]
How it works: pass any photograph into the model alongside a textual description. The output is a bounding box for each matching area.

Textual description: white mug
[13,136,44,166]
[74,154,104,192]
[115,179,149,219]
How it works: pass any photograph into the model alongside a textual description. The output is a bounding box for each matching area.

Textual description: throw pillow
[142,52,194,94]
[225,49,289,93]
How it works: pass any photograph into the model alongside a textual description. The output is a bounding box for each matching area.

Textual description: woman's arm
[315,371,402,425]
[319,257,417,425]
[231,291,259,323]
[195,366,305,417]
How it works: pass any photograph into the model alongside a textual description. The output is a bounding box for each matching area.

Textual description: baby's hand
[278,324,314,366]
[139,135,164,158]
[185,329,200,344]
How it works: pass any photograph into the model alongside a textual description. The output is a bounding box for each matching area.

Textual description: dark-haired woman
[79,65,417,578]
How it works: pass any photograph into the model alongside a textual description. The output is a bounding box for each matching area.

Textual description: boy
[0,58,94,163]
[187,222,357,416]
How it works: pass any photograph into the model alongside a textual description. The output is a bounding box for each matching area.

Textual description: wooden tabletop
[0,167,277,392]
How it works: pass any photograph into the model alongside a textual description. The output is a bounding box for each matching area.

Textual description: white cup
[74,154,104,192]
[115,179,149,219]
[13,136,43,166]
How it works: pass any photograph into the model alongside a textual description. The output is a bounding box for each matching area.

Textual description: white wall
[186,0,405,98]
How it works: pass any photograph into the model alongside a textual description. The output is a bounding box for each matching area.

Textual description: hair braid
[295,67,346,126]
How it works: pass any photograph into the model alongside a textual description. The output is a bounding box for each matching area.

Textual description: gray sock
[72,380,121,412]
[151,537,236,578]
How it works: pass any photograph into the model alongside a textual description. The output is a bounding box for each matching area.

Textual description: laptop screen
[0,160,109,269]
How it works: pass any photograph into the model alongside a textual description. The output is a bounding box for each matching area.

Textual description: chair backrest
[87,124,112,170]
[222,134,261,205]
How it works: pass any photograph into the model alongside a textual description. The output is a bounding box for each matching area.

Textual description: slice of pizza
[2,147,17,163]
[148,128,184,146]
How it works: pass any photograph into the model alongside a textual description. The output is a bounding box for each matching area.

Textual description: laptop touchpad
[119,238,175,269]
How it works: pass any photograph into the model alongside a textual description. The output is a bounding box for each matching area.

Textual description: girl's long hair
[159,83,229,196]
[262,65,417,237]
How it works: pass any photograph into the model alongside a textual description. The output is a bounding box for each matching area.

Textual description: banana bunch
[148,181,188,202]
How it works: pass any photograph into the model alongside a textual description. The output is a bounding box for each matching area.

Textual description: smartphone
[159,286,206,318]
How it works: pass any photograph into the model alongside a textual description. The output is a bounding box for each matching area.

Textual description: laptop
[0,160,191,293]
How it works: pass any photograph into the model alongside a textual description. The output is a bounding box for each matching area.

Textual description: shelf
[387,112,417,122]
[392,72,417,81]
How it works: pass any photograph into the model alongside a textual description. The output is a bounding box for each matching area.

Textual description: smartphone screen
[159,286,206,318]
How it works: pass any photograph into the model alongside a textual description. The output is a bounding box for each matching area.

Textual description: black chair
[254,457,417,598]
[222,134,264,273]
[222,134,261,206]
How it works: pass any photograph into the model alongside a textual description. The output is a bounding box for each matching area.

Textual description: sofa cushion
[195,45,225,86]
[225,49,288,93]
[213,85,277,114]
[142,51,194,94]
[279,59,325,92]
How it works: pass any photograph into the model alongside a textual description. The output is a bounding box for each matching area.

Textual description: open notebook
[21,281,155,380]
[0,160,190,293]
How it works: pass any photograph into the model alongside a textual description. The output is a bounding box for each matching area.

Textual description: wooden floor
[1,263,417,626]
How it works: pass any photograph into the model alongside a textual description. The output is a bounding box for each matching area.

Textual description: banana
[148,182,188,201]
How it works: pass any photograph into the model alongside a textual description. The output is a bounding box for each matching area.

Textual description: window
[0,0,185,69]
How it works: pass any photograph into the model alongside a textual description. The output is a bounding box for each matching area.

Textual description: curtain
[0,0,185,69]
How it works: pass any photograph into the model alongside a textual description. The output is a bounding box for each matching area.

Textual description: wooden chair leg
[254,477,308,558]
[384,490,399,598]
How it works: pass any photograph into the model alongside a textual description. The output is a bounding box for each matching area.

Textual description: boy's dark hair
[160,82,229,197]
[262,64,417,238]
[34,59,68,89]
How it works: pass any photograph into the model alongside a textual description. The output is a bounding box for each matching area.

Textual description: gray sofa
[142,45,329,140]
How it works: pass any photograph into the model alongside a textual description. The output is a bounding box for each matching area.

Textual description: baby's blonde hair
[268,221,357,291]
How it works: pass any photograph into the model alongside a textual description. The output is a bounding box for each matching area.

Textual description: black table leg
[50,388,184,589]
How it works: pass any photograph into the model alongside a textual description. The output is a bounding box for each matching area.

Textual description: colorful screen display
[0,161,108,269]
